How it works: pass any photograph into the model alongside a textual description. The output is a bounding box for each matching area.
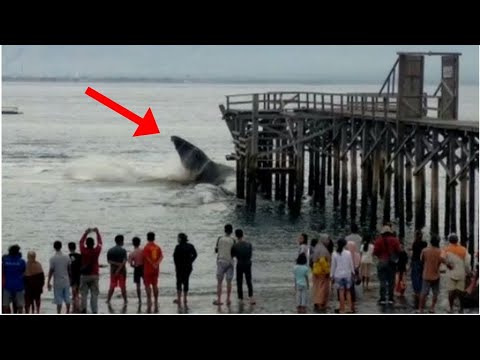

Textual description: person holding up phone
[79,227,102,314]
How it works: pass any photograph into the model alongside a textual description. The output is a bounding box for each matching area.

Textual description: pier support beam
[460,136,468,246]
[350,119,358,224]
[333,125,340,210]
[370,123,380,231]
[448,132,457,234]
[341,122,348,222]
[383,125,392,224]
[468,134,476,264]
[236,118,245,199]
[360,123,369,225]
[415,129,426,230]
[313,138,320,205]
[246,95,259,211]
[431,129,439,236]
[295,119,305,212]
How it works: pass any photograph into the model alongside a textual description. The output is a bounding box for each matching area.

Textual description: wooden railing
[225,92,442,119]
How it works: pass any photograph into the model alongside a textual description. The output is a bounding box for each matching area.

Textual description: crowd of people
[1,224,255,314]
[2,222,478,314]
[294,224,479,314]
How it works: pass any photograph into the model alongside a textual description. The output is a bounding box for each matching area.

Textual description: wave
[2,151,71,160]
[64,155,194,183]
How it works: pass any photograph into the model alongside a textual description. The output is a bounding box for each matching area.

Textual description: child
[293,253,310,313]
[360,235,374,290]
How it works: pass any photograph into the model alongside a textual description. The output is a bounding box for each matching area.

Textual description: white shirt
[331,250,354,279]
[360,244,375,264]
[216,235,235,263]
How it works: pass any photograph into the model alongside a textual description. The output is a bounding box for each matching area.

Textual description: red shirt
[143,242,163,276]
[79,231,103,276]
[373,234,401,262]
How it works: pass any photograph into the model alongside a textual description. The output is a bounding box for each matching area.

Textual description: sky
[2,45,479,84]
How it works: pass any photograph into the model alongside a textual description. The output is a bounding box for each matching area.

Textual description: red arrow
[85,87,160,137]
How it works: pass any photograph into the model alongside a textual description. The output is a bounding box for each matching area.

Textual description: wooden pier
[220,52,479,255]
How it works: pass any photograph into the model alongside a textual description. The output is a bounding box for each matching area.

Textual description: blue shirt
[2,254,26,292]
[293,264,309,287]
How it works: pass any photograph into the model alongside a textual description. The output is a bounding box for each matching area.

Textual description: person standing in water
[24,251,45,314]
[346,240,361,313]
[214,224,236,306]
[417,235,444,314]
[330,238,355,314]
[311,234,332,312]
[443,233,471,313]
[173,233,198,309]
[128,237,144,304]
[373,225,401,305]
[293,253,310,313]
[409,230,427,309]
[68,242,82,312]
[79,228,103,314]
[360,234,374,290]
[2,245,26,314]
[47,241,72,314]
[297,233,309,256]
[106,235,128,305]
[143,232,163,311]
[231,229,255,305]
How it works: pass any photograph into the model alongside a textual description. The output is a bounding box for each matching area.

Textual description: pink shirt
[128,248,144,267]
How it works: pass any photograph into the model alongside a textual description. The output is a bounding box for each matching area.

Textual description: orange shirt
[421,247,443,281]
[143,242,163,275]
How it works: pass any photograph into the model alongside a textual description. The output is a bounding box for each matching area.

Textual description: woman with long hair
[330,238,355,314]
[360,234,374,290]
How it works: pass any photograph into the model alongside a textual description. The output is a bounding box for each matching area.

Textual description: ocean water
[2,81,478,313]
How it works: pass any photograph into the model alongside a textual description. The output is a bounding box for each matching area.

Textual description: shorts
[446,278,465,292]
[421,279,440,297]
[334,277,352,290]
[2,289,25,308]
[53,286,71,305]
[216,260,234,282]
[144,272,159,287]
[109,274,126,290]
[133,266,144,284]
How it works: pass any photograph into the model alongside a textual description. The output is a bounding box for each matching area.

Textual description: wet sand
[25,273,478,315]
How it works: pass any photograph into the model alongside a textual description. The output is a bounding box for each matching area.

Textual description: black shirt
[412,241,428,262]
[107,245,128,276]
[69,252,82,280]
[173,242,197,271]
[397,250,409,272]
[231,241,253,266]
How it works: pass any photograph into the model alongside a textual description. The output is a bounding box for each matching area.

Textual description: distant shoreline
[3,76,478,86]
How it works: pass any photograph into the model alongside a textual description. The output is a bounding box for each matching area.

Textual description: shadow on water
[107,303,128,314]
[225,199,354,239]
